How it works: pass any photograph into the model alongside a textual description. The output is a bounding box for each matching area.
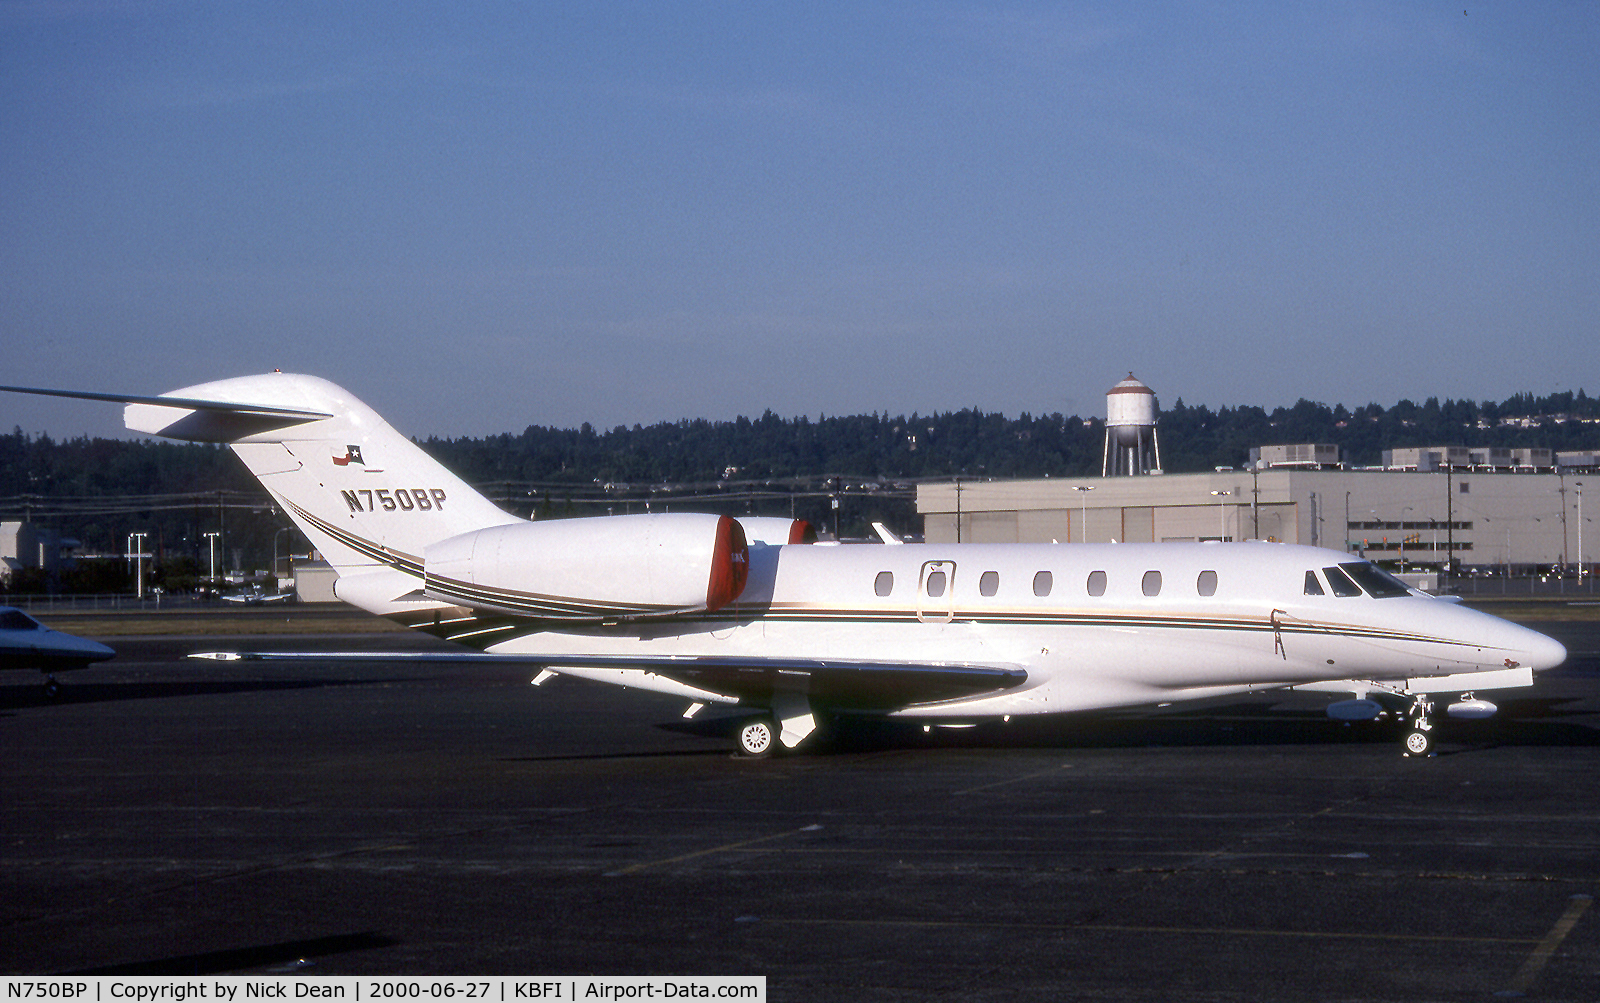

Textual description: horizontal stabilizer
[0,384,332,419]
[0,383,335,444]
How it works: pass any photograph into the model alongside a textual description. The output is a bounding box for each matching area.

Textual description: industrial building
[0,521,78,582]
[917,375,1596,577]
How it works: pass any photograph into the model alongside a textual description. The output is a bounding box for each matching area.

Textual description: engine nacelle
[424,513,748,620]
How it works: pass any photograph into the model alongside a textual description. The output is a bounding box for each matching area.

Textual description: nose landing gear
[1402,694,1435,757]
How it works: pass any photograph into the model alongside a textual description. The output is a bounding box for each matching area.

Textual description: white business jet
[0,606,115,696]
[1,374,1566,756]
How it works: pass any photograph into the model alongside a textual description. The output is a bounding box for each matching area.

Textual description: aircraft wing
[188,649,1028,711]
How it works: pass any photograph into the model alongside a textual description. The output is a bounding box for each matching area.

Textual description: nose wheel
[1402,695,1435,757]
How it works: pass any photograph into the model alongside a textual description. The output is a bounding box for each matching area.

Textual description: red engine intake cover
[706,515,750,611]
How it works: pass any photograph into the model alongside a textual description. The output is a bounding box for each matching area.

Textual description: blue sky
[3,2,1596,440]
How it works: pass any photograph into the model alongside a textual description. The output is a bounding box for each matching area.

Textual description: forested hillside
[2,388,1596,589]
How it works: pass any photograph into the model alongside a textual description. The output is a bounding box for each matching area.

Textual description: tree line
[2,387,1595,591]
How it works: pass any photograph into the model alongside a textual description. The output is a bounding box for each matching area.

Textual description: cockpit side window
[1340,561,1411,598]
[1321,566,1362,597]
[1303,571,1324,596]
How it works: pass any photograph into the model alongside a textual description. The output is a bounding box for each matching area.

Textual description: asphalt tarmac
[3,612,1599,1001]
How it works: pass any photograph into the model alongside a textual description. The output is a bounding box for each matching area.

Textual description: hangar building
[917,467,1591,576]
[916,375,1595,576]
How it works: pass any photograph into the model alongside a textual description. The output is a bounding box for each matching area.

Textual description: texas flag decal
[332,445,364,466]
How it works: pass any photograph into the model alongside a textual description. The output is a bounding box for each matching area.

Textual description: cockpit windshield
[1338,562,1412,599]
[1320,566,1363,597]
[0,609,43,630]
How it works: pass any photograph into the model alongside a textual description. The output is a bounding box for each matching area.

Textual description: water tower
[1102,373,1163,476]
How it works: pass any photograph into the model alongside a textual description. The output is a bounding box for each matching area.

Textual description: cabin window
[1086,570,1107,596]
[1340,561,1411,598]
[1033,571,1053,597]
[1322,566,1363,597]
[979,571,999,597]
[874,571,894,597]
[1141,570,1162,596]
[925,570,947,598]
[1196,570,1217,597]
[1303,571,1325,596]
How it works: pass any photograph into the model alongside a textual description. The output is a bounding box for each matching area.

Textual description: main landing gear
[736,717,776,758]
[1402,695,1435,758]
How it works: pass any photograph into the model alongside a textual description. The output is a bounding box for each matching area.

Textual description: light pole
[126,532,148,600]
[204,531,221,583]
[1578,480,1585,581]
[1249,463,1260,538]
[1488,518,1512,591]
[1399,507,1413,571]
[1072,485,1095,543]
[953,476,961,544]
[1210,490,1231,542]
[273,527,290,581]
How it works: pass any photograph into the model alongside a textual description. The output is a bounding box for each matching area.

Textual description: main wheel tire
[1403,727,1433,757]
[737,718,776,758]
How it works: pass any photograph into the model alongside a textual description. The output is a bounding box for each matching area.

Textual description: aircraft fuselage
[480,541,1565,719]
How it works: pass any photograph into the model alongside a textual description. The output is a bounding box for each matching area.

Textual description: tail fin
[123,373,521,601]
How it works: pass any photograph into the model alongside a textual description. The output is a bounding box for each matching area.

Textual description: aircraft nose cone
[1523,630,1567,672]
[51,632,115,663]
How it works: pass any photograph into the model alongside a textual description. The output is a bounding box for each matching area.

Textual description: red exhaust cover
[788,519,818,544]
[706,515,750,611]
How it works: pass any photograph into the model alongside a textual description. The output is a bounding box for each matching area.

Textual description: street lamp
[1578,480,1585,581]
[1210,490,1231,542]
[126,532,148,600]
[273,527,291,581]
[1072,485,1095,543]
[204,531,221,583]
[1399,507,1413,571]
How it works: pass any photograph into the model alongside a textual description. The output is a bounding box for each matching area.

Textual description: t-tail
[120,373,524,614]
[2,373,758,628]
